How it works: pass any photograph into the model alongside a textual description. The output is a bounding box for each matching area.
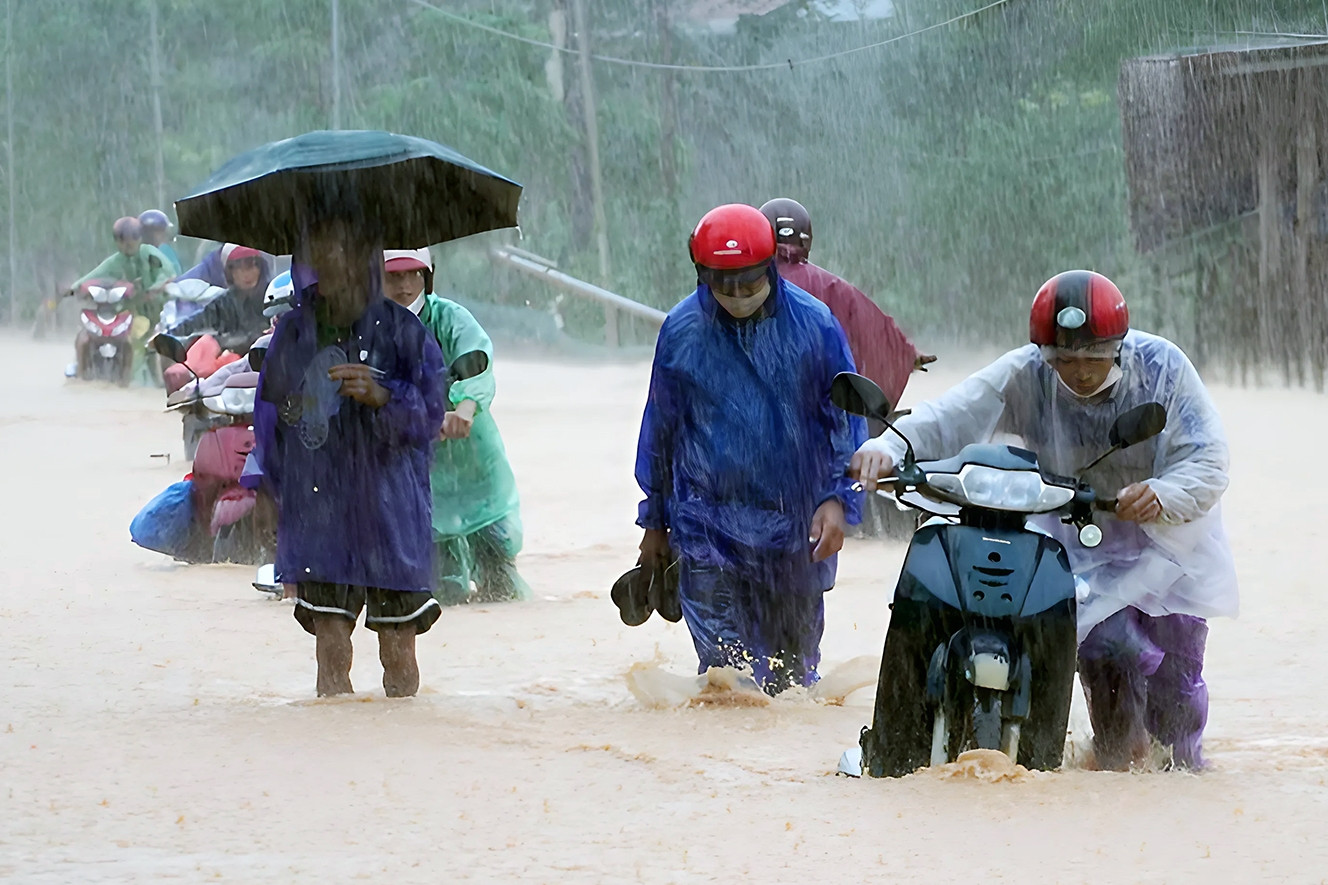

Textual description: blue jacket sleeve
[373,327,447,449]
[635,322,677,531]
[819,318,867,524]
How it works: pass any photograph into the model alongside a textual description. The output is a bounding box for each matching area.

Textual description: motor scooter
[152,335,273,564]
[68,280,135,385]
[162,333,248,459]
[830,372,1166,777]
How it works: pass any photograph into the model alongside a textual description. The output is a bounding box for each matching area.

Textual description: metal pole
[331,0,342,129]
[5,0,16,325]
[490,247,666,328]
[148,0,166,208]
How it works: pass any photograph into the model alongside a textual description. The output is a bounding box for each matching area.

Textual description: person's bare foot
[314,613,354,696]
[378,626,419,697]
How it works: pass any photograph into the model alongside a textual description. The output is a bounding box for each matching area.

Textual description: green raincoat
[75,244,174,320]
[416,294,528,603]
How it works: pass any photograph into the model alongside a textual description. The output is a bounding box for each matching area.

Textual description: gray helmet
[138,209,172,231]
[759,198,813,254]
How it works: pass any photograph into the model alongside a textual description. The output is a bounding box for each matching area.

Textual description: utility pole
[148,0,165,208]
[572,0,610,292]
[331,0,342,129]
[6,0,16,324]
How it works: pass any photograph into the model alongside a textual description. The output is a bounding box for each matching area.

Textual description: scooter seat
[223,371,260,389]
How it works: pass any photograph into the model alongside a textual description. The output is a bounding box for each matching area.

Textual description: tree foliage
[3,0,1322,351]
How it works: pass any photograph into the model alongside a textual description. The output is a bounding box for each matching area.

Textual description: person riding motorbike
[68,216,175,382]
[160,245,273,353]
[760,198,933,537]
[138,209,182,274]
[179,242,276,293]
[849,270,1238,770]
[759,198,933,412]
[382,248,530,606]
[71,216,174,316]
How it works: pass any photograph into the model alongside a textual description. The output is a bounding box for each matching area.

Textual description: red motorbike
[71,279,136,385]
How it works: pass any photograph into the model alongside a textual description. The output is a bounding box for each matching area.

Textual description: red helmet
[688,204,776,270]
[1030,270,1129,348]
[222,243,263,264]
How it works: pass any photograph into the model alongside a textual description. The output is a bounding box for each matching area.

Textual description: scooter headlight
[928,465,1075,513]
[109,315,134,337]
[80,313,101,334]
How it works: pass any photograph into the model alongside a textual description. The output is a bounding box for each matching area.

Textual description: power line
[403,0,1012,73]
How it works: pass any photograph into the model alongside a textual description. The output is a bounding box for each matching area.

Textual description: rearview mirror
[830,372,893,424]
[248,347,266,372]
[151,334,188,365]
[448,350,490,382]
[1109,402,1167,449]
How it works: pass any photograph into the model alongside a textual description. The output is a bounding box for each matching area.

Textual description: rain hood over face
[635,272,866,594]
[253,233,447,593]
[861,330,1238,638]
[775,244,919,409]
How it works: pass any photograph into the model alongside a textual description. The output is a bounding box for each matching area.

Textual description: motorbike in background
[145,335,274,565]
[155,278,225,335]
[66,279,135,385]
[162,333,249,460]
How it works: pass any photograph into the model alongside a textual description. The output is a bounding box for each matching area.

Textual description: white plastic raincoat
[861,330,1238,639]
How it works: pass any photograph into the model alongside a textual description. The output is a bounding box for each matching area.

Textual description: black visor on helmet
[696,262,769,296]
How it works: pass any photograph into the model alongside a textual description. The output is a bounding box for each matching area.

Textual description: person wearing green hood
[383,248,530,606]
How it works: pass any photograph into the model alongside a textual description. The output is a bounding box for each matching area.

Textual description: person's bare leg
[378,625,419,698]
[313,613,354,696]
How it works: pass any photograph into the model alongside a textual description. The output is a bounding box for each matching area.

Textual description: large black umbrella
[175,130,522,255]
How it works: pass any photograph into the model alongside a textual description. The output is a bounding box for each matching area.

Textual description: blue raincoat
[254,271,447,594]
[635,272,865,686]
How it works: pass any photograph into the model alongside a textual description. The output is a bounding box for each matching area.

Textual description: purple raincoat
[255,267,447,594]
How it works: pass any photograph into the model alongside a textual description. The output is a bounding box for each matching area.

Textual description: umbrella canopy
[175,130,522,255]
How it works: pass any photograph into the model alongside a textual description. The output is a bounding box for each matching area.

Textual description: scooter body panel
[861,521,1077,777]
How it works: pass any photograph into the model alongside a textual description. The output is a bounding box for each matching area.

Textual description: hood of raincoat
[180,245,276,294]
[635,271,866,593]
[862,330,1238,636]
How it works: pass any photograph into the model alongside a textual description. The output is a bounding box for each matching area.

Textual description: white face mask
[1054,363,1122,400]
[406,291,426,315]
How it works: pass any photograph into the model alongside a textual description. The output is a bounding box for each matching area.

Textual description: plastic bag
[129,480,195,555]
